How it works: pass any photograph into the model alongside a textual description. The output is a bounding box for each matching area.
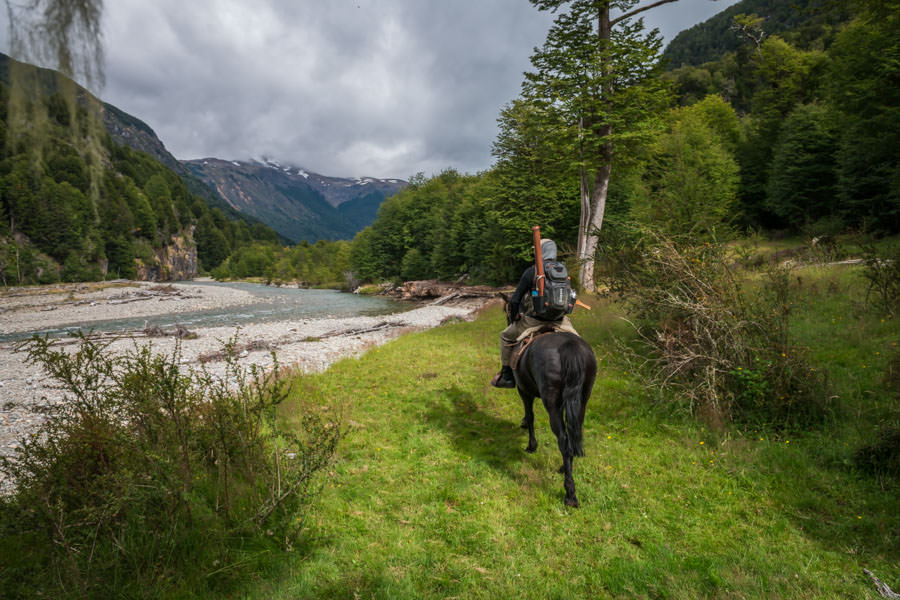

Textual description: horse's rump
[509,325,558,370]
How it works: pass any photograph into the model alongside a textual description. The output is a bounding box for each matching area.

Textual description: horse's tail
[560,342,586,458]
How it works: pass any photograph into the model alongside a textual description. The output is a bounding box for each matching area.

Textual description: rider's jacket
[508,265,564,323]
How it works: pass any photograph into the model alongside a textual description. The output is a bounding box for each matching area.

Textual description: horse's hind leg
[518,390,537,453]
[546,406,578,507]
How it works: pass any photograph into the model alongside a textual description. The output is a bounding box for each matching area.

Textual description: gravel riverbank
[0,280,494,493]
[0,279,257,335]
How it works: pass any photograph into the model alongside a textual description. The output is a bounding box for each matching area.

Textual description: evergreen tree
[826,3,900,232]
[491,98,580,269]
[631,97,740,238]
[525,0,674,290]
[195,213,231,271]
[765,103,839,228]
[734,36,826,228]
[143,173,177,236]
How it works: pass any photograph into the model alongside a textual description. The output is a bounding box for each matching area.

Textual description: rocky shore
[0,280,496,493]
[0,279,257,335]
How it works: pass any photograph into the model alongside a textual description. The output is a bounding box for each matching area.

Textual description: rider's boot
[491,365,516,388]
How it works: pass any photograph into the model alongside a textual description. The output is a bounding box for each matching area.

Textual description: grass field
[219,262,898,599]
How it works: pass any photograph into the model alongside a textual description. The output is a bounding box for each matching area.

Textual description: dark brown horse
[499,293,597,507]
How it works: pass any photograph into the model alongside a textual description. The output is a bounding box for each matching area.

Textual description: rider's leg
[493,319,526,387]
[558,315,578,336]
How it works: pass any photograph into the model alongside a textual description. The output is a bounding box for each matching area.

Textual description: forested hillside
[662,0,855,68]
[664,0,898,233]
[0,55,279,285]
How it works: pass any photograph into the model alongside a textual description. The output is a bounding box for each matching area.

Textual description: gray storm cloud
[2,0,739,179]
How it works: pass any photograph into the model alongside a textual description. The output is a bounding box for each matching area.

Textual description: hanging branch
[610,0,680,27]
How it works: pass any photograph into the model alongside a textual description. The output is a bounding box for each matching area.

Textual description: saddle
[509,325,560,370]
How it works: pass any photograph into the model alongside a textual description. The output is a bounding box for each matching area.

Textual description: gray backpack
[532,260,575,320]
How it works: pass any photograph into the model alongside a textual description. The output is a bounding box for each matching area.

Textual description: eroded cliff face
[135,228,198,281]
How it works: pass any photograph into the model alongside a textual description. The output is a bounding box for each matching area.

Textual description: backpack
[531,260,575,320]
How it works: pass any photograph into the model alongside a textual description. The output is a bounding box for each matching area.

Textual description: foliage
[861,243,900,317]
[733,36,828,228]
[400,247,430,281]
[5,0,105,92]
[601,231,831,426]
[212,239,354,288]
[629,96,740,239]
[765,102,839,226]
[825,5,900,233]
[0,60,280,286]
[0,334,343,598]
[348,170,543,285]
[663,2,898,236]
[662,0,856,69]
[490,99,581,267]
[0,235,58,284]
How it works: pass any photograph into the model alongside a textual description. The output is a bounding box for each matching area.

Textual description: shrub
[861,243,900,317]
[0,333,342,598]
[601,230,830,427]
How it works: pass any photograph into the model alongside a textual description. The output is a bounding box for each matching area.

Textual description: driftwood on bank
[317,321,394,339]
[391,280,509,304]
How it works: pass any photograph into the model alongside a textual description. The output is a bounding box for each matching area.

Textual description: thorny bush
[599,229,831,427]
[0,333,343,598]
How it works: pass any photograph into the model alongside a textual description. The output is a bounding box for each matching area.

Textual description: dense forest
[661,0,856,68]
[0,63,279,285]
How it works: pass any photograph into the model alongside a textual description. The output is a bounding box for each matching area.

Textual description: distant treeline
[212,166,579,287]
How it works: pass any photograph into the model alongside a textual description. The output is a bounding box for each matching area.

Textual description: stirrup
[491,370,516,388]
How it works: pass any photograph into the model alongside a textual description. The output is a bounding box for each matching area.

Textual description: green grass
[214,268,899,599]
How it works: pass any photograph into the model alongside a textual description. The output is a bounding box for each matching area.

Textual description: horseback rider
[492,238,578,388]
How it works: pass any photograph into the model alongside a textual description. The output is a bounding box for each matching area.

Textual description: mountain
[0,53,399,245]
[0,52,286,240]
[0,52,180,173]
[182,158,406,243]
[0,52,283,284]
[99,92,284,234]
[96,73,407,243]
[662,0,854,69]
[102,97,407,244]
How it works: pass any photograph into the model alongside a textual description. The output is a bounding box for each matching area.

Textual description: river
[0,281,411,342]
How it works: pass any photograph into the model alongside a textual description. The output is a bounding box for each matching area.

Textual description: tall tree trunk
[577,165,591,263]
[574,0,680,291]
[580,145,611,291]
[576,117,591,274]
[577,2,612,292]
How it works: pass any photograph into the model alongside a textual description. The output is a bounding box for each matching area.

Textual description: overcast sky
[3,0,739,179]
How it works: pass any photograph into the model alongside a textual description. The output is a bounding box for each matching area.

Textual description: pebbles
[0,283,491,494]
[0,280,256,335]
